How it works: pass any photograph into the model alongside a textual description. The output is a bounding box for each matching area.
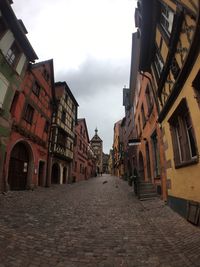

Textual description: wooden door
[8,143,29,190]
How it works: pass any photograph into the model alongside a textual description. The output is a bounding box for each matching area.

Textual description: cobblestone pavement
[1,175,200,267]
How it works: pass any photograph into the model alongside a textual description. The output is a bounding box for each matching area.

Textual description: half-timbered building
[50,82,78,184]
[136,0,200,218]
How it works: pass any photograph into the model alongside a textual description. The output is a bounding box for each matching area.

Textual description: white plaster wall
[16,53,26,75]
[0,30,14,56]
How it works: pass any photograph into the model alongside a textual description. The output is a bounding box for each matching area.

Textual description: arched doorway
[51,163,60,184]
[138,151,145,180]
[63,167,67,184]
[8,142,30,190]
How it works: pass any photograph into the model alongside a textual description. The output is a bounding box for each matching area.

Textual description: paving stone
[0,175,200,266]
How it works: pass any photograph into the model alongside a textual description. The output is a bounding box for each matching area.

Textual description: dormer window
[6,41,21,68]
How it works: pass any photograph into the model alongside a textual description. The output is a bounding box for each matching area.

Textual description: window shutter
[169,124,180,165]
[180,117,190,161]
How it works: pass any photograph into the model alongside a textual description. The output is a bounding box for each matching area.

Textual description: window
[145,85,153,115]
[10,91,19,116]
[169,99,198,167]
[0,17,7,39]
[151,132,160,177]
[32,81,40,96]
[71,120,74,131]
[74,134,77,146]
[44,121,49,133]
[70,142,73,151]
[6,41,21,67]
[57,130,67,147]
[61,111,66,123]
[154,49,164,79]
[24,104,34,124]
[160,2,174,37]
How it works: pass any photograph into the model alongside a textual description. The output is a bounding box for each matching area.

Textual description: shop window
[168,99,198,168]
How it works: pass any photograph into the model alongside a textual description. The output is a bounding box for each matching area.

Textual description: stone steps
[138,181,158,200]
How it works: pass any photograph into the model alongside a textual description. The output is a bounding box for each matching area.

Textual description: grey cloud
[56,57,130,100]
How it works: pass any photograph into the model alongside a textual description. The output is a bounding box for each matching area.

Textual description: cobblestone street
[0,175,200,267]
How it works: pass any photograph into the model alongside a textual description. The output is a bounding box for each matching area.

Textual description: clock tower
[90,128,103,174]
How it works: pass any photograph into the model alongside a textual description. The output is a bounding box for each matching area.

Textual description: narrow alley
[0,175,200,267]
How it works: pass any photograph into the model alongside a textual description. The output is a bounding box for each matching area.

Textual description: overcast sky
[13,0,137,154]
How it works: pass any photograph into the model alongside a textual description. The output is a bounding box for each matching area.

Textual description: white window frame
[160,3,174,36]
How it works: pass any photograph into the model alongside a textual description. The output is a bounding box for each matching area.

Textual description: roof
[30,59,56,105]
[0,0,38,61]
[54,81,79,107]
[90,128,102,143]
[77,118,90,143]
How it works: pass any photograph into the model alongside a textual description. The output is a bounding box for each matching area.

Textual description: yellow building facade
[136,0,200,219]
